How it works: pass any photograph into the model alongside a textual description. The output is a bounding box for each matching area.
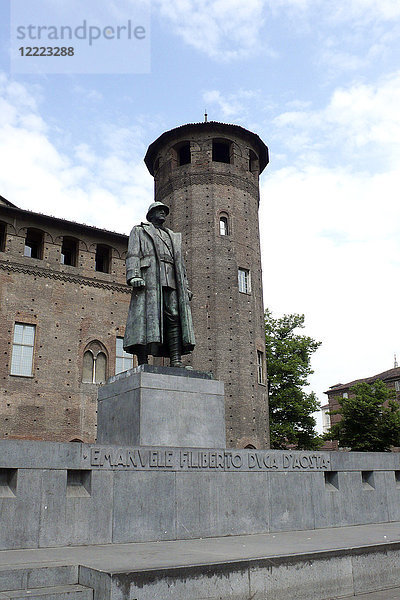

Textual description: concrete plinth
[96,366,226,448]
[2,441,400,551]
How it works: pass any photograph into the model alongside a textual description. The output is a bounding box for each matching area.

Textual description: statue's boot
[137,346,148,365]
[168,327,183,367]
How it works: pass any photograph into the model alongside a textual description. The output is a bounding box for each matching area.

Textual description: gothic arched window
[82,341,107,384]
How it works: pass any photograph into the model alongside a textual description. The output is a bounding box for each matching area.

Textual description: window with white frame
[238,268,251,294]
[219,215,229,236]
[115,337,134,374]
[395,380,400,392]
[257,350,265,384]
[321,406,331,434]
[10,323,36,377]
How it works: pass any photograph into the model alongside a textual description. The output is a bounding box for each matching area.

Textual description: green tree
[324,380,400,451]
[265,308,322,450]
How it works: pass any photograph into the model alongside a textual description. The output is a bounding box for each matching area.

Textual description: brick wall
[0,206,131,442]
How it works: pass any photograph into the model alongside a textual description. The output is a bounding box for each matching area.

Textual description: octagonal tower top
[144,121,269,176]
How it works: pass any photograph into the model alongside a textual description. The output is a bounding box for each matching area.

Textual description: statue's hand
[130,277,146,288]
[187,289,193,301]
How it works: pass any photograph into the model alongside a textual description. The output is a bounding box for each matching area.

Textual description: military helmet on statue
[146,201,170,221]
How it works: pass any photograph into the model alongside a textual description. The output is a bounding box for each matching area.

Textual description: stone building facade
[0,195,132,442]
[0,120,270,448]
[325,366,400,428]
[323,365,400,450]
[145,122,270,448]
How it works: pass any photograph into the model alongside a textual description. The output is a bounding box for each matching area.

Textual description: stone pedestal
[96,365,226,448]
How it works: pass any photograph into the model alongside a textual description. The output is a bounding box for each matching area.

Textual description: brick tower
[144,121,270,448]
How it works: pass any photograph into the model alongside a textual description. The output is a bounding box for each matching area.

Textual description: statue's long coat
[123,223,195,357]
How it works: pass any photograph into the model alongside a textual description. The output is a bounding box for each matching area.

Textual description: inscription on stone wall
[86,447,330,472]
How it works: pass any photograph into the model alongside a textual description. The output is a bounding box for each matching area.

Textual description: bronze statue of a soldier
[123,202,195,367]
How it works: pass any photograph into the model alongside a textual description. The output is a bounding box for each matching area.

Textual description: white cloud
[201,71,400,419]
[0,75,153,234]
[203,89,260,120]
[72,85,103,102]
[260,164,400,409]
[273,71,400,169]
[266,1,400,76]
[154,0,268,60]
[329,0,400,23]
[316,45,368,74]
[200,72,400,410]
[260,72,400,407]
[153,0,400,75]
[267,0,400,22]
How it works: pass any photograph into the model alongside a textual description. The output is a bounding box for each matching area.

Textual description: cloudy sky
[1,0,399,428]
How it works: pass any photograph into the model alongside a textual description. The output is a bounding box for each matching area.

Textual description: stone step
[0,566,77,593]
[339,589,400,600]
[0,584,93,599]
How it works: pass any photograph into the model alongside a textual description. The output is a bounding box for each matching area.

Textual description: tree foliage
[265,308,322,450]
[324,380,400,451]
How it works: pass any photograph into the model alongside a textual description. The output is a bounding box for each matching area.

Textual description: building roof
[0,194,17,208]
[144,121,269,175]
[325,366,400,394]
[0,197,128,241]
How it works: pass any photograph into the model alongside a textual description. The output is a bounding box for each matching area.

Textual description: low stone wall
[1,440,400,550]
[80,543,400,600]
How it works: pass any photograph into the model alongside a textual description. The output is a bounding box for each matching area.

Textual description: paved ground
[0,521,400,574]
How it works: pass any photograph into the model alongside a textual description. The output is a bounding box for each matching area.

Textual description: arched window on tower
[24,228,44,259]
[95,244,111,273]
[249,149,259,173]
[172,141,191,167]
[61,236,78,266]
[212,138,233,164]
[0,221,6,252]
[178,143,191,165]
[219,213,229,236]
[82,341,107,384]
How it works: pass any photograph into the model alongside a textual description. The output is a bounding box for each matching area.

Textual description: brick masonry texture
[0,205,131,442]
